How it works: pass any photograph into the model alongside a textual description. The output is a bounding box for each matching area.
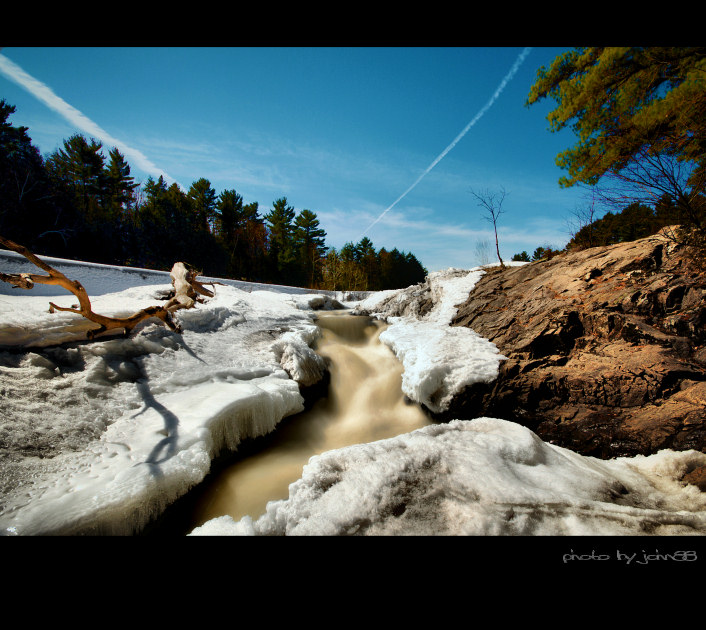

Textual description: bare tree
[593,149,706,244]
[473,238,491,267]
[471,187,506,268]
[565,189,599,249]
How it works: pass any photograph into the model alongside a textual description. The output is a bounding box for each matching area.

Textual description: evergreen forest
[510,196,698,263]
[0,99,427,291]
[565,199,697,250]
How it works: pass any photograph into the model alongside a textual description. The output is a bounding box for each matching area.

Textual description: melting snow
[0,251,332,535]
[356,266,518,413]
[191,418,706,536]
[1,253,704,536]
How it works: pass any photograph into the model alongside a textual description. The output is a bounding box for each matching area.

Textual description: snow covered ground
[0,251,341,535]
[355,265,521,413]
[192,418,706,536]
[1,252,705,536]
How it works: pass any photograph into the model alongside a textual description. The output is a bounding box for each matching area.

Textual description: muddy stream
[146,310,433,535]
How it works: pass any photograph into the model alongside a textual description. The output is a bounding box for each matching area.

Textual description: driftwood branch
[0,235,213,340]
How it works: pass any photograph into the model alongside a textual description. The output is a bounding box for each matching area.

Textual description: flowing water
[175,310,433,533]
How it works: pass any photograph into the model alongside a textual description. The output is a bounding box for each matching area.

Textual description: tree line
[508,195,694,264]
[565,197,692,250]
[0,99,427,291]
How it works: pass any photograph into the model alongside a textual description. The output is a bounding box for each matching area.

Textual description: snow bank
[0,254,339,535]
[378,320,504,412]
[0,249,339,298]
[4,372,303,536]
[271,325,327,387]
[189,418,706,536]
[4,253,704,538]
[356,267,508,413]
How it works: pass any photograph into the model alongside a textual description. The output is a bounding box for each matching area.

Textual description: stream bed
[145,310,434,535]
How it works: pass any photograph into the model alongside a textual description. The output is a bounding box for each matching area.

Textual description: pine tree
[216,189,243,241]
[45,134,106,218]
[355,236,378,290]
[45,134,118,262]
[0,99,58,251]
[616,203,657,242]
[526,47,706,240]
[294,209,327,287]
[104,148,137,214]
[100,148,137,263]
[216,189,245,276]
[187,178,218,232]
[165,182,196,262]
[654,192,683,227]
[133,176,170,268]
[400,251,427,287]
[265,197,296,283]
[241,201,266,281]
[532,247,547,261]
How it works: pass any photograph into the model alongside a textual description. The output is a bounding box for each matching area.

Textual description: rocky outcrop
[447,230,706,465]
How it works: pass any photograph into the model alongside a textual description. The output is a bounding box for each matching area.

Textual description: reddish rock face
[448,231,706,463]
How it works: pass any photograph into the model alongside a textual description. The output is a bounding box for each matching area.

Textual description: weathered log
[164,261,214,310]
[0,235,213,340]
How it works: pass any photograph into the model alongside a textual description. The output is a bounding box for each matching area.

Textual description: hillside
[448,230,706,487]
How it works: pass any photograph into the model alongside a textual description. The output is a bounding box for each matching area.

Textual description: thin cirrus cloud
[0,52,184,190]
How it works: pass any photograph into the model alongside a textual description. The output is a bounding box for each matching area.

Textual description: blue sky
[0,46,588,272]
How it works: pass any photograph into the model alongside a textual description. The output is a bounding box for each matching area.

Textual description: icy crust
[3,373,303,536]
[379,319,503,412]
[0,264,335,535]
[356,267,506,413]
[271,325,327,387]
[189,418,706,536]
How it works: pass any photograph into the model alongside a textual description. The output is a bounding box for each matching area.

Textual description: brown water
[184,310,432,531]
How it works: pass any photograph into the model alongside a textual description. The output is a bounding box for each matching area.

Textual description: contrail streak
[360,47,532,238]
[0,53,184,189]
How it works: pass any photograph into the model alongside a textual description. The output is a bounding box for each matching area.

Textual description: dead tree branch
[0,235,213,340]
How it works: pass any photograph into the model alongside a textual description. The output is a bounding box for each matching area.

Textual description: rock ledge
[448,231,706,465]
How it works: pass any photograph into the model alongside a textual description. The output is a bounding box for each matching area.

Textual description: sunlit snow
[1,252,705,536]
[356,265,524,412]
[192,418,706,536]
[0,251,339,535]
